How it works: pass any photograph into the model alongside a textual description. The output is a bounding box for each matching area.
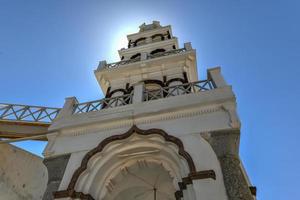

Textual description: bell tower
[42,21,256,200]
[94,20,197,98]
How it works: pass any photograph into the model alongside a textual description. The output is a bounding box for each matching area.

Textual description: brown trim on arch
[54,125,197,199]
[165,78,186,86]
[107,88,127,97]
[175,170,216,199]
[151,33,164,41]
[102,85,133,109]
[133,37,146,46]
[143,79,166,87]
[182,170,216,185]
[165,72,189,87]
[54,190,94,200]
[130,53,141,60]
[150,48,166,55]
[105,85,133,98]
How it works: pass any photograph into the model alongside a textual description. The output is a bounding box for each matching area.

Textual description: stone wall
[0,143,48,200]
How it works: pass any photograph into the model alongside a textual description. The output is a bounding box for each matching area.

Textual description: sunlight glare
[108,25,139,62]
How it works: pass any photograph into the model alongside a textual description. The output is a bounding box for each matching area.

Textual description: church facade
[40,21,255,200]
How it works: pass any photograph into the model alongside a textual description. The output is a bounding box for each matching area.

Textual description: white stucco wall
[0,143,48,200]
[46,84,237,200]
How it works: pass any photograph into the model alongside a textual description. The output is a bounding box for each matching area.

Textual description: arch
[166,78,187,86]
[144,79,165,87]
[130,53,141,60]
[151,33,164,42]
[134,37,146,46]
[54,125,197,199]
[150,48,166,55]
[100,160,177,200]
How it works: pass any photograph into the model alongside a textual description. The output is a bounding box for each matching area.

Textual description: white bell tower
[42,21,256,200]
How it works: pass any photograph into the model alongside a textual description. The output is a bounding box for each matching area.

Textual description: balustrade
[73,93,133,114]
[0,103,60,123]
[106,48,187,69]
[143,79,214,101]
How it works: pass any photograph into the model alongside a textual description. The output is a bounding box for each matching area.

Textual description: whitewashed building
[0,21,256,200]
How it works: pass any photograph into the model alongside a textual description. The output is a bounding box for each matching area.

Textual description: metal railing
[143,79,214,101]
[0,103,61,123]
[105,57,140,69]
[147,48,187,59]
[73,93,133,114]
[106,48,187,69]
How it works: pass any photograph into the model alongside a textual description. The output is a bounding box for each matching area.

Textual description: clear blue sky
[0,0,299,199]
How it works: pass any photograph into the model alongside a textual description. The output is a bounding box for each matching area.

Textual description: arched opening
[54,126,197,200]
[134,37,146,46]
[103,161,176,200]
[102,85,133,109]
[130,53,141,60]
[150,48,166,56]
[151,34,164,42]
[166,78,188,96]
[143,80,165,100]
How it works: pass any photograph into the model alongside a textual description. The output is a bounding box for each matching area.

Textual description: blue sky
[0,0,299,199]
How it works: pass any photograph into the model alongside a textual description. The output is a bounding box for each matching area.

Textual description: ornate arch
[54,125,215,199]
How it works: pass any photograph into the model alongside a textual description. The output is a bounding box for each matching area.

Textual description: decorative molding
[54,125,197,199]
[135,105,223,125]
[221,104,240,129]
[43,132,59,157]
[61,104,224,138]
[54,190,94,200]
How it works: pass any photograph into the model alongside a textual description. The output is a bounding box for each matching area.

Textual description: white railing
[106,48,187,69]
[143,79,214,101]
[73,93,133,114]
[0,103,61,123]
[147,48,187,59]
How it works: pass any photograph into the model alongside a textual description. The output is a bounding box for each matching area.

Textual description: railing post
[97,60,107,70]
[132,82,145,103]
[184,42,192,51]
[55,97,78,119]
[141,52,148,61]
[207,67,227,88]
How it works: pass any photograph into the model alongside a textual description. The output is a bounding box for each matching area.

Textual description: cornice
[59,104,224,138]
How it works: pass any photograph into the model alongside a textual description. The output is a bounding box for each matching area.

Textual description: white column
[132,82,144,104]
[141,52,148,61]
[207,67,227,88]
[55,97,78,119]
[184,42,193,51]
